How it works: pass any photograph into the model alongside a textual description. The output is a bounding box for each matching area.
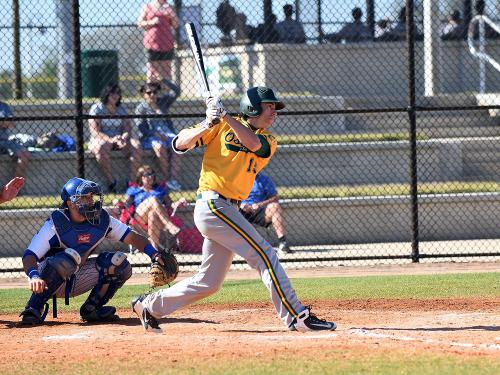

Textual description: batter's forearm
[174,126,209,150]
[225,116,261,151]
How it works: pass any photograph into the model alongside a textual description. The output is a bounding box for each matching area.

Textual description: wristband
[144,243,157,259]
[27,266,40,279]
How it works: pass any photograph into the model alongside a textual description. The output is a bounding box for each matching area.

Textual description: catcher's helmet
[61,177,103,225]
[239,86,285,117]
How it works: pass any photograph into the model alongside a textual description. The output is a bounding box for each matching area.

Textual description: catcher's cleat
[19,307,45,326]
[131,295,162,333]
[290,307,337,332]
[80,305,119,322]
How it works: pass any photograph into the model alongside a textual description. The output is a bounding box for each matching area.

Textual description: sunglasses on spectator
[143,172,156,177]
[145,90,158,95]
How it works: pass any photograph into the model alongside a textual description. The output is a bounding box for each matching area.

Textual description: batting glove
[206,96,227,118]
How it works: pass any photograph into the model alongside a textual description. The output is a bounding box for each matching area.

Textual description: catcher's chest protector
[51,209,111,260]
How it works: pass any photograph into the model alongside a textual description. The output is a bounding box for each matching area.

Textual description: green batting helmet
[239,87,285,117]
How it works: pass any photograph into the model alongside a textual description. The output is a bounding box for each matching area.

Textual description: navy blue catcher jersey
[25,209,130,263]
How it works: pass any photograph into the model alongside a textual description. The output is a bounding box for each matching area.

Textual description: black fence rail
[0,0,499,276]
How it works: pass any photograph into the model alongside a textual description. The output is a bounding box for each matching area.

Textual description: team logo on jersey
[77,233,91,244]
[225,132,250,153]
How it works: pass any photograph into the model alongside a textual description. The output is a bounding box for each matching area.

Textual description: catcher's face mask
[69,181,103,225]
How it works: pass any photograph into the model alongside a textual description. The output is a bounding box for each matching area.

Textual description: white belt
[197,191,241,204]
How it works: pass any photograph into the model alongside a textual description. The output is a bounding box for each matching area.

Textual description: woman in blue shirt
[124,164,187,250]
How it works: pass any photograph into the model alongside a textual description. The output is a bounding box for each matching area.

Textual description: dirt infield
[1,298,498,370]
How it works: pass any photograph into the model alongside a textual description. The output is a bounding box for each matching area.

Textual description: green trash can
[81,50,119,97]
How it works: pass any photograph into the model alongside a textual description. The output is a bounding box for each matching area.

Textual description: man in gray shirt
[0,101,30,179]
[276,4,306,44]
[324,7,372,43]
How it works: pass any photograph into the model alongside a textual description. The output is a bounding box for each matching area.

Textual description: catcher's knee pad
[47,248,80,280]
[80,252,131,319]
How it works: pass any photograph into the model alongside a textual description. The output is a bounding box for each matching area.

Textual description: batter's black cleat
[80,305,119,322]
[289,307,337,332]
[131,295,162,333]
[278,241,292,255]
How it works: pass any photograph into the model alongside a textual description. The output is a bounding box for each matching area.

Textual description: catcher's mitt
[149,249,179,288]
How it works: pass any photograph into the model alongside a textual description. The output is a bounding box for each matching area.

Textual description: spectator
[239,172,291,255]
[376,6,423,42]
[0,177,25,204]
[234,12,255,44]
[123,165,187,251]
[276,4,306,44]
[375,17,390,38]
[135,79,182,191]
[441,10,466,41]
[216,0,237,44]
[138,0,179,81]
[255,13,281,44]
[324,7,372,43]
[88,84,142,193]
[0,101,29,179]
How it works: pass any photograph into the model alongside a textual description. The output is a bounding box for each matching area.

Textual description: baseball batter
[132,87,337,333]
[19,177,164,325]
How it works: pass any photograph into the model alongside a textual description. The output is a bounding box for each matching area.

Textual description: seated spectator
[255,13,281,44]
[375,17,390,38]
[376,6,423,42]
[0,101,29,179]
[239,172,291,255]
[441,10,466,41]
[276,4,306,44]
[234,12,255,44]
[88,84,142,193]
[121,165,186,251]
[135,79,182,191]
[324,7,372,43]
[216,0,237,44]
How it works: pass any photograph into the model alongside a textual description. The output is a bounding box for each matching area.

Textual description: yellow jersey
[194,117,277,200]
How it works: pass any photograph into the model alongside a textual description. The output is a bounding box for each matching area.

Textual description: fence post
[72,0,85,178]
[12,0,22,99]
[406,0,420,263]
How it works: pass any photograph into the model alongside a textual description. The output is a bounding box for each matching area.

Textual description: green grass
[1,273,498,314]
[3,352,499,375]
[277,132,427,144]
[2,181,498,210]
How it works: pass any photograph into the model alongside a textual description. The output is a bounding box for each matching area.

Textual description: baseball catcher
[19,177,171,325]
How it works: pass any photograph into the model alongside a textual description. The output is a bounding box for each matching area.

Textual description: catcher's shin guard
[20,259,66,324]
[80,252,131,322]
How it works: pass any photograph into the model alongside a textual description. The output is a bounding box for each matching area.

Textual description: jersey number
[247,158,257,174]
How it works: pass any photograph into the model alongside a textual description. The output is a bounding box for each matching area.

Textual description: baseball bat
[185,22,220,125]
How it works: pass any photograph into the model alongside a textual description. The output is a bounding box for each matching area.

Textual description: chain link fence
[0,0,499,276]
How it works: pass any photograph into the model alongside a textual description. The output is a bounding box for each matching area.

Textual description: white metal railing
[467,15,500,93]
